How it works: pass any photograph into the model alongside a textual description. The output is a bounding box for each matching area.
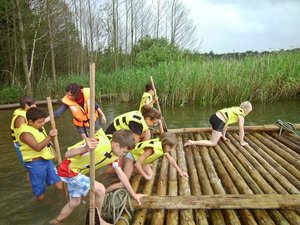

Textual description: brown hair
[141,106,161,120]
[26,107,46,122]
[160,132,178,150]
[112,130,135,150]
[20,96,35,108]
[65,83,83,98]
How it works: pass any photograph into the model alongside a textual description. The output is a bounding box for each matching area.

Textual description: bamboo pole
[46,97,69,202]
[193,133,226,225]
[202,134,241,225]
[166,141,179,225]
[89,63,96,225]
[130,195,300,209]
[204,134,257,225]
[151,152,169,225]
[168,124,300,134]
[182,133,208,225]
[150,76,167,131]
[133,160,158,225]
[176,134,195,225]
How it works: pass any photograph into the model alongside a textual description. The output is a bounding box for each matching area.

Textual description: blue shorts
[25,159,61,196]
[60,173,90,198]
[13,142,25,167]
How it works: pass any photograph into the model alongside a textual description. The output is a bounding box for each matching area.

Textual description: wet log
[176,135,195,225]
[267,132,300,155]
[131,195,300,209]
[203,134,241,225]
[151,153,169,225]
[228,133,292,194]
[253,132,300,170]
[182,133,208,225]
[194,133,226,225]
[246,133,300,189]
[207,135,258,225]
[133,160,158,225]
[168,124,300,134]
[166,144,179,225]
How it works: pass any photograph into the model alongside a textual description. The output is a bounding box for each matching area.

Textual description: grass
[1,50,300,106]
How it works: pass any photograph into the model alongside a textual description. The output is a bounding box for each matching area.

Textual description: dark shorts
[209,113,225,132]
[76,119,100,135]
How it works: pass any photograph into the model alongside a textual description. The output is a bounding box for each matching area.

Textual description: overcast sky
[184,0,300,54]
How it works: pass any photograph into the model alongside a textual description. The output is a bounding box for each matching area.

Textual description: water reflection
[0,100,299,225]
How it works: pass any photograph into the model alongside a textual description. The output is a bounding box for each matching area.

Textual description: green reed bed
[2,51,299,106]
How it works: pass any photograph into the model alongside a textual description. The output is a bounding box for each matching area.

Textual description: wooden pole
[46,97,69,201]
[89,63,96,225]
[149,76,167,131]
[130,195,300,209]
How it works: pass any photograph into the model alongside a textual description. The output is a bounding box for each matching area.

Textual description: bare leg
[49,197,81,224]
[54,181,63,189]
[94,182,112,225]
[185,130,222,147]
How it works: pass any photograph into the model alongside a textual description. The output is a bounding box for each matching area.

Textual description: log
[194,133,226,225]
[168,124,300,134]
[267,132,300,155]
[166,144,179,225]
[131,195,300,209]
[182,133,208,225]
[176,135,195,225]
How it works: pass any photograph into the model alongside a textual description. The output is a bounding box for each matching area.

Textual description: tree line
[0,0,198,95]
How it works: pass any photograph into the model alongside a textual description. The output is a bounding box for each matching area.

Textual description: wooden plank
[168,124,300,134]
[131,195,300,209]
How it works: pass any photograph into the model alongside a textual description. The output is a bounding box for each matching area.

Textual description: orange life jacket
[62,88,98,127]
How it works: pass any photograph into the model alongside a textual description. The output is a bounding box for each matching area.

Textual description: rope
[275,119,296,136]
[103,189,134,225]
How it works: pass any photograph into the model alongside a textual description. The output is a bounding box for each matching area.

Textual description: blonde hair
[240,101,252,114]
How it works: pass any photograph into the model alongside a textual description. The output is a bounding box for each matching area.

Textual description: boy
[106,132,188,192]
[10,96,36,167]
[139,82,158,111]
[49,129,146,225]
[16,107,62,200]
[184,101,253,147]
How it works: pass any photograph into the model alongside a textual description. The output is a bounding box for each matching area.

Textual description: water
[0,100,299,225]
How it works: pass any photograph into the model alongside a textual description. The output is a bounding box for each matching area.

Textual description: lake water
[0,100,299,225]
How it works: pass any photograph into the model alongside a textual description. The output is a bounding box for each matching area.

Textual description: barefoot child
[49,129,146,225]
[106,132,188,192]
[184,101,253,147]
[16,107,62,200]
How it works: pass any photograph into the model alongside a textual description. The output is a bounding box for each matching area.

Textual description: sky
[184,0,300,54]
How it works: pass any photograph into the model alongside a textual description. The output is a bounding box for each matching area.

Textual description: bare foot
[49,218,61,224]
[100,218,113,225]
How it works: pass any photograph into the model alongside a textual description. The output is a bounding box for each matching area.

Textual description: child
[184,101,253,147]
[49,129,146,225]
[139,82,158,111]
[10,96,36,168]
[106,132,188,192]
[46,83,106,138]
[105,106,163,143]
[16,107,62,200]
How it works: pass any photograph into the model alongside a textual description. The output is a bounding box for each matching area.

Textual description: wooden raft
[116,124,300,225]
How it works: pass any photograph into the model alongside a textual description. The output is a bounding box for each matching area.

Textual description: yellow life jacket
[10,108,27,142]
[68,129,118,174]
[218,107,245,126]
[139,92,153,111]
[113,111,149,133]
[61,88,98,127]
[131,138,164,164]
[16,124,54,162]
